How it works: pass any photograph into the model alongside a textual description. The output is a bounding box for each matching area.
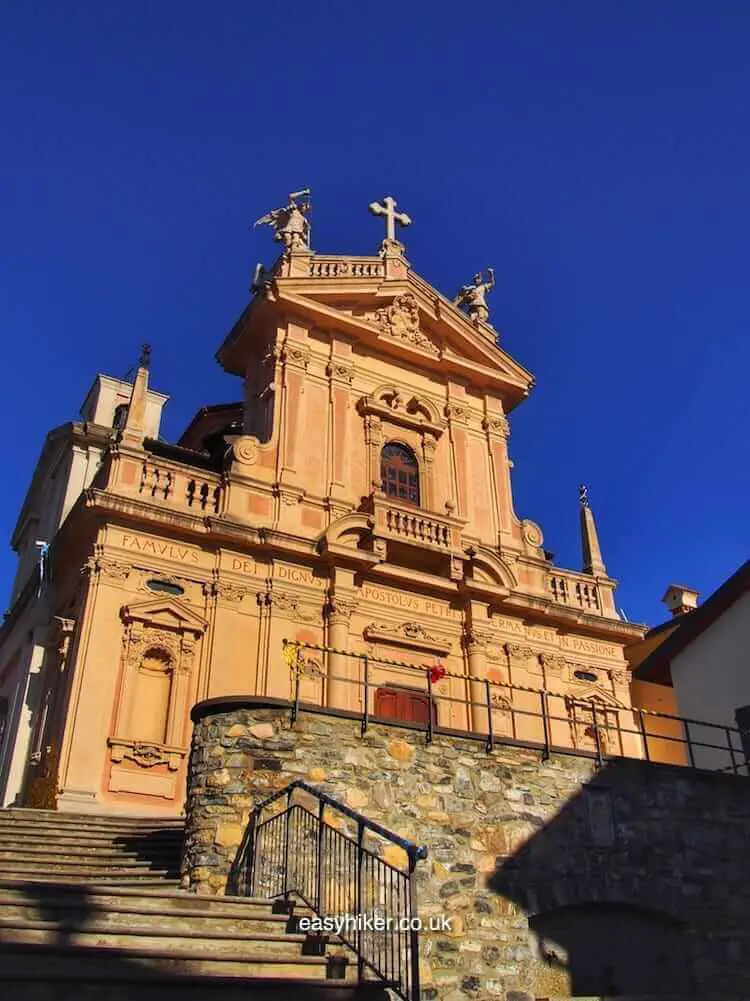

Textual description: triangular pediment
[219,256,534,408]
[121,596,207,633]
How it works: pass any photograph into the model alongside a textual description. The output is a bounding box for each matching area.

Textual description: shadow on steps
[0,882,389,1000]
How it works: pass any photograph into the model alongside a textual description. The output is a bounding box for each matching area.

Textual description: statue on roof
[254,189,312,251]
[453,268,495,326]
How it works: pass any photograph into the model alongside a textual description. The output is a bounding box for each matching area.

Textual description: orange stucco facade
[1,219,663,816]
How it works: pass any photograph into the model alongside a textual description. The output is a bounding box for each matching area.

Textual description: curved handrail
[247,778,428,864]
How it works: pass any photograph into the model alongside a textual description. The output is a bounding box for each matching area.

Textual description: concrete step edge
[0,916,317,944]
[0,898,291,923]
[0,937,344,965]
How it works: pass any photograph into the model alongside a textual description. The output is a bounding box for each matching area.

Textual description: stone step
[0,860,177,877]
[0,845,179,862]
[0,900,292,935]
[0,809,184,827]
[0,874,181,888]
[0,882,309,916]
[0,975,384,1001]
[0,941,356,981]
[0,919,341,957]
[0,820,184,839]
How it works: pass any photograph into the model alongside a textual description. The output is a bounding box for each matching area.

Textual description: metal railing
[282,639,750,777]
[228,780,427,1001]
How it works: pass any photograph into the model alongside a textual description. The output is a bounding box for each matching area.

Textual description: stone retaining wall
[183,697,750,1000]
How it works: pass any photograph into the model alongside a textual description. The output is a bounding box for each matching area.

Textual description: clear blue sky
[1,1,748,627]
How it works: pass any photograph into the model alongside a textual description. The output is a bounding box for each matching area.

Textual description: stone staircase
[0,809,386,1000]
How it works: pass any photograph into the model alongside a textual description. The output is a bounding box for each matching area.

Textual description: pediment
[251,269,534,407]
[121,596,207,634]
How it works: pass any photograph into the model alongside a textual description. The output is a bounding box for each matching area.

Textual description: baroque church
[0,191,679,816]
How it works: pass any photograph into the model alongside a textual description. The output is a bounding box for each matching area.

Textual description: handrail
[282,639,750,777]
[243,779,428,864]
[229,779,427,1001]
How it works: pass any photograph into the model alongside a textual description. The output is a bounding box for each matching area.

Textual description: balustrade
[134,460,222,514]
[548,571,601,613]
[309,256,385,279]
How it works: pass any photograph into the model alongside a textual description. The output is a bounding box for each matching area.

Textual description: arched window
[112,403,129,430]
[380,443,420,506]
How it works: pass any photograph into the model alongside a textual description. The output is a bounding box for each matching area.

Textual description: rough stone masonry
[182,697,750,1000]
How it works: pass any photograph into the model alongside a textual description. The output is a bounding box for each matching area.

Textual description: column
[325,593,358,711]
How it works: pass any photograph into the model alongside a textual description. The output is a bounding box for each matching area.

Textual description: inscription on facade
[560,636,620,660]
[229,557,256,574]
[119,533,202,564]
[361,585,461,620]
[274,564,326,588]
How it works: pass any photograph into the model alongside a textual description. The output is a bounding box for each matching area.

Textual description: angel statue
[254,189,312,251]
[453,268,496,325]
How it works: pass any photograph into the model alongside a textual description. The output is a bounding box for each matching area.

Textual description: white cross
[368,196,411,244]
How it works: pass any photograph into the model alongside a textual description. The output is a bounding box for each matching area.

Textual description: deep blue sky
[1,2,748,626]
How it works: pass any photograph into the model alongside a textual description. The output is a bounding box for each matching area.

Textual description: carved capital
[504,642,539,664]
[326,357,355,383]
[84,556,131,581]
[282,343,311,370]
[325,591,358,625]
[267,588,319,623]
[465,627,493,652]
[445,403,469,424]
[541,652,569,674]
[482,415,510,439]
[609,667,630,685]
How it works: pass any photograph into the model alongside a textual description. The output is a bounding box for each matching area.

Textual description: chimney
[661,584,699,618]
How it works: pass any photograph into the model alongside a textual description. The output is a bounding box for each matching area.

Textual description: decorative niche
[107,597,207,800]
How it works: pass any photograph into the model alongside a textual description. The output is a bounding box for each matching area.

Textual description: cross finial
[578,483,590,508]
[368,195,411,250]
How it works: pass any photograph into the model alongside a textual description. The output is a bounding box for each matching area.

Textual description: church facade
[0,194,652,816]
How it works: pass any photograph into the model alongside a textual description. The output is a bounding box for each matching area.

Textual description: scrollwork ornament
[482,415,510,439]
[505,642,539,663]
[233,437,259,465]
[326,358,355,383]
[213,581,253,603]
[445,403,469,423]
[325,592,358,624]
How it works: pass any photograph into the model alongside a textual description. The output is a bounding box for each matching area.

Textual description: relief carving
[267,589,319,623]
[326,358,355,382]
[84,556,131,580]
[374,293,439,356]
[444,403,469,423]
[108,739,184,772]
[282,343,311,370]
[482,415,510,438]
[211,581,253,603]
[233,437,259,465]
[364,620,450,655]
[326,592,358,624]
[505,643,539,663]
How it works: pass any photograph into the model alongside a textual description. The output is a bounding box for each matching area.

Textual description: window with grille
[380,443,420,506]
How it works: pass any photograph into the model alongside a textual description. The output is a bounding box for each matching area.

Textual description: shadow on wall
[489,756,749,998]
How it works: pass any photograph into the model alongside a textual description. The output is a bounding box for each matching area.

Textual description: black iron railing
[282,639,750,778]
[228,780,427,1001]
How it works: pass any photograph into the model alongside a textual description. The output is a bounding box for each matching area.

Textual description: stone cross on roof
[368,196,411,251]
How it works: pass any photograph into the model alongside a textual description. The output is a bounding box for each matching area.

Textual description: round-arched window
[381,443,420,506]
